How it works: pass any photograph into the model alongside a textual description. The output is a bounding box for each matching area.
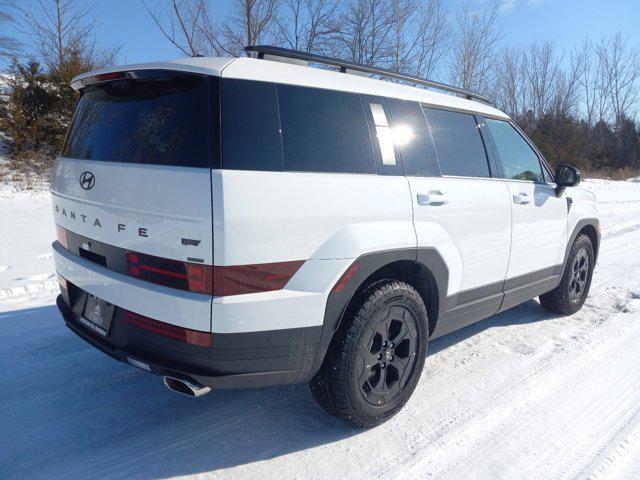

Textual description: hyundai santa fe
[52,46,599,427]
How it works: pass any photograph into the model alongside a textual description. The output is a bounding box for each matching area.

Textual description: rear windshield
[62,73,217,168]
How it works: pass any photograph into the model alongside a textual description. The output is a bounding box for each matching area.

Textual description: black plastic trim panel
[503,264,563,291]
[310,247,448,377]
[565,218,600,264]
[315,248,574,361]
[433,294,503,338]
[64,230,131,274]
[499,271,562,313]
[57,287,321,389]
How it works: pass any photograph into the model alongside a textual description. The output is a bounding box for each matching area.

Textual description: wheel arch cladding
[308,248,449,378]
[579,223,599,263]
[567,218,600,266]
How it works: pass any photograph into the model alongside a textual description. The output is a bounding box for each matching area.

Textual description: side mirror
[554,164,580,194]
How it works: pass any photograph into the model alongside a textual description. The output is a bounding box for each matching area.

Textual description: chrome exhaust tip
[163,376,211,398]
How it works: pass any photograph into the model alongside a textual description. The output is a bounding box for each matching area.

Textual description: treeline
[1,0,639,179]
[494,36,640,175]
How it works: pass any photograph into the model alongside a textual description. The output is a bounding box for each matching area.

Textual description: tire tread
[310,279,427,428]
[540,233,594,315]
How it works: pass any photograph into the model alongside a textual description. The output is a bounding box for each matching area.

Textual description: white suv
[52,46,599,427]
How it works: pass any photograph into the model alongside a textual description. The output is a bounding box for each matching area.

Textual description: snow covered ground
[1,179,640,479]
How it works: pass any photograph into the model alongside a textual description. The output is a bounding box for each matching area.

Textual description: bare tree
[495,47,525,117]
[384,0,449,79]
[552,51,581,118]
[143,0,280,58]
[0,1,21,59]
[573,38,610,123]
[386,0,418,73]
[276,0,338,53]
[570,38,608,158]
[143,0,448,77]
[331,0,394,66]
[448,0,501,95]
[495,41,581,120]
[18,0,119,74]
[222,0,280,57]
[522,41,565,118]
[387,0,449,77]
[142,0,218,57]
[595,33,640,123]
[411,0,448,79]
[574,39,599,126]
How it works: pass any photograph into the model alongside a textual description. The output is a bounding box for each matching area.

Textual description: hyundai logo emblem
[79,171,95,190]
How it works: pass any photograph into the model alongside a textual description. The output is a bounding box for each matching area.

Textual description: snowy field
[2,178,640,479]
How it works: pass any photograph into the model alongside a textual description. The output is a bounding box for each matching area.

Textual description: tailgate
[51,158,213,264]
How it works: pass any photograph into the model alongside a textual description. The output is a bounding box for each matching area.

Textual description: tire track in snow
[369,213,640,480]
[588,413,640,480]
[373,305,624,480]
[562,383,640,480]
[433,310,640,480]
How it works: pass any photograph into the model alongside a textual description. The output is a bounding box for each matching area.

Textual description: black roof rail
[245,45,493,105]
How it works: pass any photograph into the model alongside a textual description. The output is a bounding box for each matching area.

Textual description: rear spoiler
[70,58,235,91]
[71,71,133,91]
[70,69,209,91]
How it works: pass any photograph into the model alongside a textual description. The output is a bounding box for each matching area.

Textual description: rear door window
[277,84,375,174]
[221,79,283,171]
[387,99,439,177]
[63,72,216,168]
[423,108,491,178]
[485,118,544,182]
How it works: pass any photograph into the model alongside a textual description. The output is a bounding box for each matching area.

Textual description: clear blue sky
[2,0,639,69]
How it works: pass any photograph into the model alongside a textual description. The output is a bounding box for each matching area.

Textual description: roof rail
[244,45,492,105]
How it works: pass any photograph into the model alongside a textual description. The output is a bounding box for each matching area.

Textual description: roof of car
[71,56,509,120]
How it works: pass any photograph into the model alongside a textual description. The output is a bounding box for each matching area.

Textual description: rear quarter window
[63,73,216,168]
[277,84,376,174]
[221,79,283,171]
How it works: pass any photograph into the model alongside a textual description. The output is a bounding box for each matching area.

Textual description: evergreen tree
[0,59,65,163]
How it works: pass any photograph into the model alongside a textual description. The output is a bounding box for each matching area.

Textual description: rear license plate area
[80,294,115,337]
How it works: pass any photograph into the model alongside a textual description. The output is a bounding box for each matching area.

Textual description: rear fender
[307,247,449,378]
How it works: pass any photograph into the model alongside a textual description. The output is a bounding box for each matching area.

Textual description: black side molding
[565,218,600,265]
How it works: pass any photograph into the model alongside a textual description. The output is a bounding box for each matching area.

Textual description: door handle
[513,193,531,204]
[417,191,448,206]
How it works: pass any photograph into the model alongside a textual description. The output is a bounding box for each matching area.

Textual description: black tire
[540,233,595,315]
[310,279,429,428]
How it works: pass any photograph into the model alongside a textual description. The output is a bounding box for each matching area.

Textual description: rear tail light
[124,310,211,347]
[126,251,213,295]
[212,260,304,296]
[186,263,213,294]
[125,251,302,297]
[55,225,69,250]
[55,224,303,297]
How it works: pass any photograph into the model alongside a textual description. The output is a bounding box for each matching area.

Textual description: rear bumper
[52,234,333,389]
[56,288,321,389]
